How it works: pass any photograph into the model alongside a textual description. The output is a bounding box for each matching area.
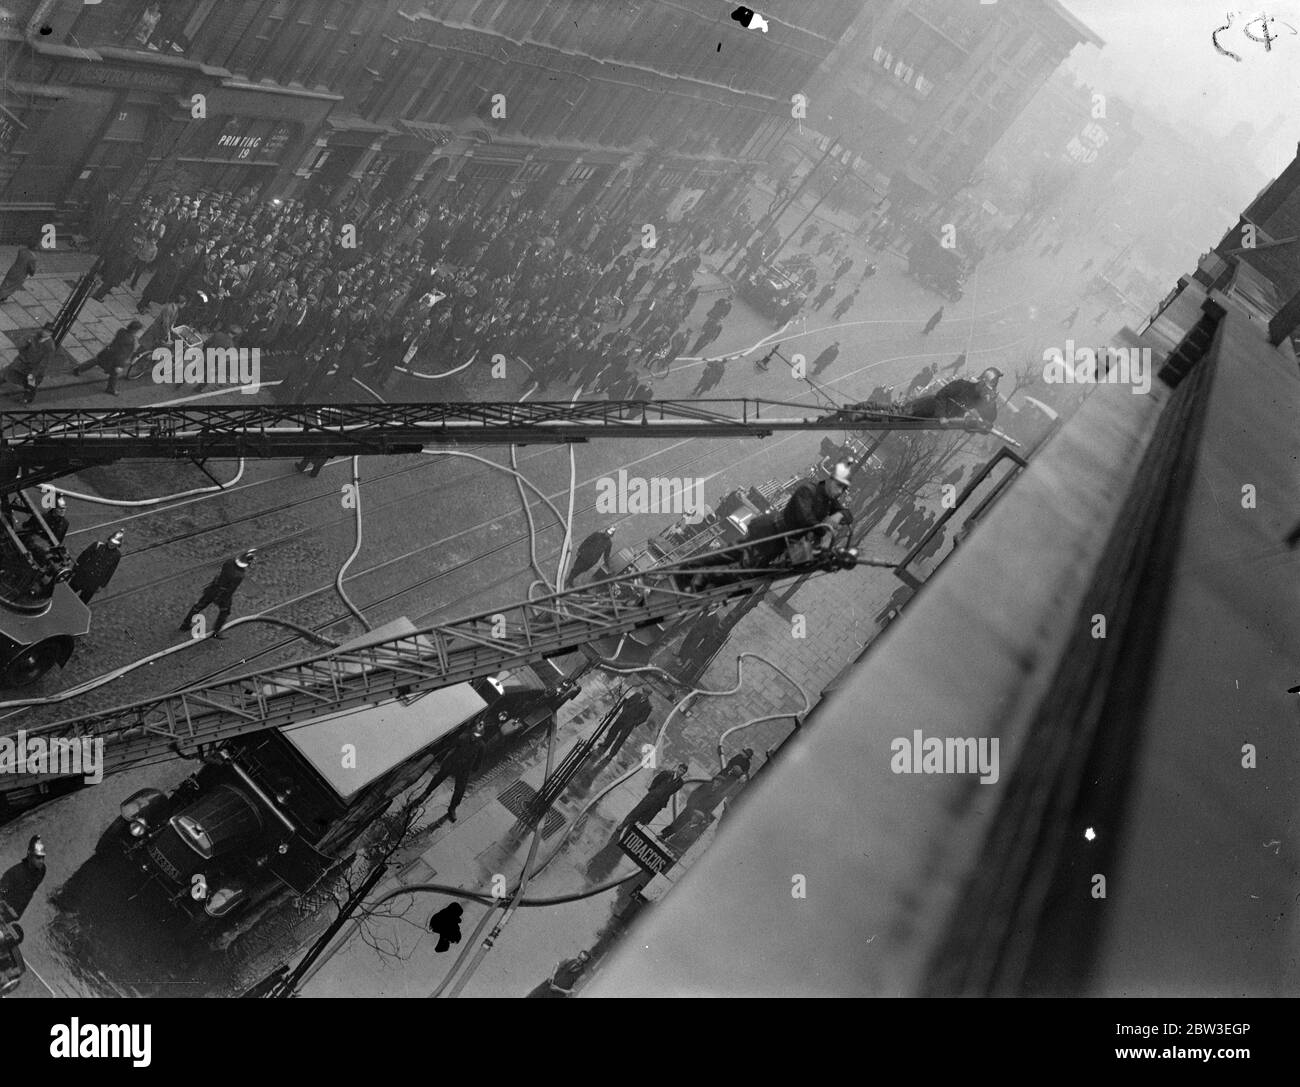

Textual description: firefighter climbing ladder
[0,549,859,793]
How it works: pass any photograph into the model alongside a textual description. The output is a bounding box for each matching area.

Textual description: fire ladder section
[0,399,983,792]
[0,399,984,495]
[0,556,857,794]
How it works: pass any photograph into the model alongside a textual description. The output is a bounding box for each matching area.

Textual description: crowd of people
[51,173,792,402]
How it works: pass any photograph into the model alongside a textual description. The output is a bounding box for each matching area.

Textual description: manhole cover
[496,780,565,838]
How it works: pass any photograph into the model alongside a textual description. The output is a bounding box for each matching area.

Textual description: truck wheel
[0,637,68,688]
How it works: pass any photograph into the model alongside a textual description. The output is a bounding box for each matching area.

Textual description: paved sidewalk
[287,531,916,997]
[0,243,148,389]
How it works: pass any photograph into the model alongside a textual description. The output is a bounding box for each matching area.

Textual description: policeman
[177,548,258,638]
[70,530,124,604]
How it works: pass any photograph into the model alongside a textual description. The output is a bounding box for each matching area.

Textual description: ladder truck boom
[0,400,986,496]
[0,547,859,793]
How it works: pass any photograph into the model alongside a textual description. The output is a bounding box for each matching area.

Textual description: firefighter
[907,367,1002,425]
[20,493,68,546]
[177,548,258,638]
[414,721,488,822]
[0,837,46,921]
[565,526,616,587]
[70,530,124,604]
[747,461,853,567]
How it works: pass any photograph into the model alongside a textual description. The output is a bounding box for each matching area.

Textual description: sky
[1061,0,1300,175]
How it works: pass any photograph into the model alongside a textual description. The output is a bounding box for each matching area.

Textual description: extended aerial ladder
[0,399,988,497]
[0,544,860,793]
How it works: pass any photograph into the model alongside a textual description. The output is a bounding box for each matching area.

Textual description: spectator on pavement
[2,324,56,404]
[527,950,591,997]
[0,242,38,303]
[617,764,688,833]
[72,319,142,396]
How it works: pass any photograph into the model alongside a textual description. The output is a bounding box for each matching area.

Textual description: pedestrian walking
[723,747,754,777]
[921,306,944,335]
[906,364,936,397]
[414,722,488,822]
[566,526,616,587]
[527,951,591,997]
[705,295,733,323]
[91,242,137,301]
[689,319,723,356]
[598,689,654,759]
[177,548,257,638]
[0,242,38,302]
[2,324,56,404]
[690,357,726,396]
[69,530,124,604]
[809,341,840,376]
[941,352,966,374]
[0,837,46,921]
[811,283,836,311]
[618,764,688,832]
[830,291,858,321]
[72,319,143,396]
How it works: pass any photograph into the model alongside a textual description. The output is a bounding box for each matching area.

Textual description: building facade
[0,0,862,238]
[797,0,1103,227]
